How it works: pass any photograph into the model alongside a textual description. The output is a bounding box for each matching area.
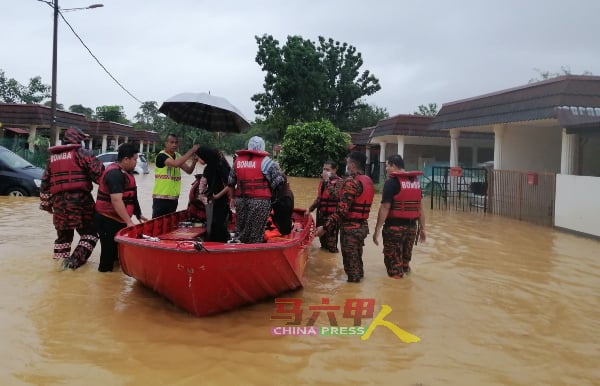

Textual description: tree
[279,120,351,177]
[134,101,161,127]
[414,103,438,117]
[252,35,381,140]
[43,100,64,110]
[344,102,389,132]
[0,69,51,104]
[69,104,94,119]
[529,66,593,83]
[95,105,129,124]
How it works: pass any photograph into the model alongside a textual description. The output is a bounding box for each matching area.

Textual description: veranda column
[28,125,37,152]
[379,142,387,182]
[139,140,144,154]
[449,129,460,167]
[88,137,93,150]
[365,146,371,177]
[396,135,405,159]
[101,135,108,153]
[113,135,120,150]
[560,128,578,175]
[472,146,479,167]
[493,124,504,170]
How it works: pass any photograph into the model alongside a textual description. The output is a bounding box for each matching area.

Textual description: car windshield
[0,148,35,169]
[98,153,117,162]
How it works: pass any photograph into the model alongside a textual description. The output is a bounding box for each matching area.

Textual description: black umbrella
[158,92,251,133]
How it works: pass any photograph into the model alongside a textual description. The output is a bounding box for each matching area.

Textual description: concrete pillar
[379,142,387,181]
[560,128,578,175]
[396,135,405,159]
[493,124,504,170]
[471,146,478,167]
[28,125,37,152]
[102,135,108,153]
[450,129,460,167]
[139,140,144,154]
[365,146,371,177]
[123,136,128,144]
[88,137,93,151]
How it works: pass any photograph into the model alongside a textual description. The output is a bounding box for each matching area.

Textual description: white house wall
[501,126,562,172]
[555,174,600,237]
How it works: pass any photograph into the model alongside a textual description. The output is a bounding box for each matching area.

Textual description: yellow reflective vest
[152,150,182,200]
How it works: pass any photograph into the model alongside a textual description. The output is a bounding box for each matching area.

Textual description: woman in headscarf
[227,136,286,243]
[195,146,232,242]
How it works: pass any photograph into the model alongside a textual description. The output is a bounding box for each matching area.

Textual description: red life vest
[187,177,207,220]
[346,174,375,220]
[388,171,423,220]
[234,150,272,199]
[95,163,137,221]
[47,144,92,194]
[317,177,341,215]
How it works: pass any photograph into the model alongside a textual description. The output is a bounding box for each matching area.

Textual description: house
[430,75,600,238]
[0,104,160,155]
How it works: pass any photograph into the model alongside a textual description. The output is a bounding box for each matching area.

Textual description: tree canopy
[0,69,50,104]
[278,120,351,177]
[252,35,382,139]
[414,103,438,117]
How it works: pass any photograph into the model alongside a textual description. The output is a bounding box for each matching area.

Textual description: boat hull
[115,209,314,316]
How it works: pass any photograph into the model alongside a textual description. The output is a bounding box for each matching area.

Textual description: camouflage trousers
[54,223,99,267]
[316,213,339,252]
[340,220,369,281]
[382,224,417,277]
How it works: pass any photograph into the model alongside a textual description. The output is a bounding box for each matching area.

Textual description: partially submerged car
[0,145,44,196]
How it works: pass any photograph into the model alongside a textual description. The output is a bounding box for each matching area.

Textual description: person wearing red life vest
[316,151,375,283]
[227,136,286,244]
[372,154,427,279]
[306,160,342,252]
[187,173,208,222]
[94,143,147,272]
[39,127,104,270]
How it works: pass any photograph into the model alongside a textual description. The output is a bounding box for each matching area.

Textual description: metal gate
[427,166,489,212]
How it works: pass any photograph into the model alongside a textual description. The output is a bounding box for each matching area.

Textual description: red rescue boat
[115,209,315,316]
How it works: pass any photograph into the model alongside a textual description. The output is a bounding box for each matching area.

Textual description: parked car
[0,145,44,196]
[96,152,149,174]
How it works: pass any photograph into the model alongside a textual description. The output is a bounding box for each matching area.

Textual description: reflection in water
[0,168,599,385]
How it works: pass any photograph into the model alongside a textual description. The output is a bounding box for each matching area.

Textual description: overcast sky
[4,0,600,123]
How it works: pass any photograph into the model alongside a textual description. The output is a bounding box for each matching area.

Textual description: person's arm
[164,144,200,174]
[372,202,390,246]
[110,193,135,227]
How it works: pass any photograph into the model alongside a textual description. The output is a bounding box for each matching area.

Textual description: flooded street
[1,166,599,386]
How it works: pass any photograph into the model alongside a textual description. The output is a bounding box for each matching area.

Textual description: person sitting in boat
[227,136,286,244]
[187,173,208,223]
[195,146,232,242]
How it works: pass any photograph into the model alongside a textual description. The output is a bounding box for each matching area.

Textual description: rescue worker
[40,126,104,270]
[94,143,147,272]
[316,151,375,282]
[227,136,286,244]
[306,160,342,252]
[152,133,199,218]
[372,154,427,278]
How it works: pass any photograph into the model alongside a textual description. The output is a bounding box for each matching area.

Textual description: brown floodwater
[0,165,599,386]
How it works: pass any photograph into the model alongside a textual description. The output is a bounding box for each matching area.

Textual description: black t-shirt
[381,177,400,204]
[155,152,175,169]
[104,168,141,217]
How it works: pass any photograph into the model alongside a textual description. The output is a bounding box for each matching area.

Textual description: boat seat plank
[157,227,206,240]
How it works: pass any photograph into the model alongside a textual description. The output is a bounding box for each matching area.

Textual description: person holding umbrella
[152,134,200,218]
